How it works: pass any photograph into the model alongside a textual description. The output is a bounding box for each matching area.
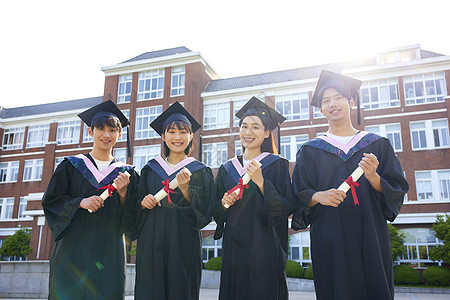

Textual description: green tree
[429,214,450,263]
[388,223,405,262]
[0,228,32,260]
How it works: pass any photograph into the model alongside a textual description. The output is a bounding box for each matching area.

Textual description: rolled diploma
[337,166,364,193]
[89,171,131,213]
[153,168,192,202]
[224,160,262,209]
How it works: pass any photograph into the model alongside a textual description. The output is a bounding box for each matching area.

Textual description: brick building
[0,44,449,269]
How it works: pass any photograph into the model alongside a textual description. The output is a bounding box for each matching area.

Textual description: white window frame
[2,127,25,150]
[82,123,93,143]
[117,109,130,142]
[233,99,247,127]
[202,236,222,263]
[415,171,433,201]
[360,78,400,110]
[56,120,81,145]
[235,140,242,157]
[26,124,49,148]
[55,157,65,171]
[365,123,402,152]
[438,170,450,200]
[288,231,312,267]
[202,142,228,168]
[313,106,325,119]
[280,135,308,161]
[414,169,450,201]
[398,228,443,267]
[133,145,161,173]
[117,74,132,103]
[135,106,163,140]
[410,119,450,151]
[431,119,450,148]
[23,159,44,182]
[0,161,20,183]
[171,66,185,97]
[203,102,230,130]
[404,72,447,106]
[0,198,15,220]
[137,69,164,101]
[18,197,28,219]
[113,148,127,164]
[275,93,309,121]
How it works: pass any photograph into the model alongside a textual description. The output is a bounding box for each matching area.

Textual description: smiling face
[89,125,121,152]
[319,87,354,123]
[239,115,270,152]
[162,122,194,155]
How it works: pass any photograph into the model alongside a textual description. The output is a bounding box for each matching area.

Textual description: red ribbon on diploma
[344,176,360,205]
[227,178,249,200]
[98,184,116,197]
[162,179,175,204]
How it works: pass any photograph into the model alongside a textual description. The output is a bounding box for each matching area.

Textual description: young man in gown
[42,100,139,300]
[292,70,409,300]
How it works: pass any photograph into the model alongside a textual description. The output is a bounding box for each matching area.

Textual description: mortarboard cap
[311,70,362,108]
[150,101,201,136]
[78,100,130,128]
[235,97,286,131]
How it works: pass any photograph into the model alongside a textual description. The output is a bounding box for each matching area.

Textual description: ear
[189,132,194,142]
[264,130,270,139]
[88,127,94,137]
[161,133,166,142]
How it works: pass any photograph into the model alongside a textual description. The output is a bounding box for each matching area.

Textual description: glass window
[137,69,164,100]
[26,124,49,148]
[366,123,402,152]
[135,106,163,140]
[203,102,230,130]
[117,74,132,103]
[2,127,25,150]
[288,231,311,267]
[233,100,247,127]
[360,78,400,109]
[23,159,44,181]
[296,135,309,153]
[404,73,446,105]
[117,110,130,142]
[280,137,292,161]
[313,106,324,119]
[56,120,81,144]
[275,93,309,121]
[0,198,14,219]
[0,161,19,183]
[55,157,65,171]
[410,122,427,150]
[431,119,450,148]
[438,170,450,200]
[399,228,443,267]
[113,148,127,164]
[133,145,161,173]
[415,171,433,200]
[82,124,93,143]
[202,236,223,263]
[18,197,27,219]
[202,142,228,168]
[171,66,185,97]
[235,140,242,157]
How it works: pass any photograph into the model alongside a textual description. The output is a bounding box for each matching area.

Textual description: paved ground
[2,289,448,300]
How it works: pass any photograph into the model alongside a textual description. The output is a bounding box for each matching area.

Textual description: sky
[1,0,449,109]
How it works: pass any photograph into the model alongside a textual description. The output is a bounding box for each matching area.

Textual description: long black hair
[162,120,194,157]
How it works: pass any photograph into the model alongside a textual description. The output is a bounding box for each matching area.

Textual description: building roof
[121,46,192,63]
[204,58,376,93]
[0,96,102,119]
[420,49,444,59]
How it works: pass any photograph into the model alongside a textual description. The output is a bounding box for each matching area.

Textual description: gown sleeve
[213,165,229,240]
[42,159,83,241]
[119,167,140,236]
[175,167,215,230]
[374,138,409,221]
[259,158,297,228]
[291,145,320,230]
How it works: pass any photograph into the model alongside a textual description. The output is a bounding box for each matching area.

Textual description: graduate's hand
[359,153,383,192]
[80,196,104,212]
[176,168,191,195]
[247,160,264,191]
[221,192,238,208]
[311,189,346,207]
[114,172,130,198]
[141,194,161,210]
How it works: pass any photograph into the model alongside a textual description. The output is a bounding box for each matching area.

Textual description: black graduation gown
[291,132,409,300]
[213,153,297,300]
[129,156,215,300]
[42,153,139,300]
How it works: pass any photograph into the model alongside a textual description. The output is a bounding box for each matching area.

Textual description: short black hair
[317,79,353,108]
[90,115,123,131]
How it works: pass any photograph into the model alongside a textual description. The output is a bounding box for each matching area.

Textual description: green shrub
[422,266,450,287]
[205,257,222,271]
[304,264,313,280]
[393,264,420,285]
[285,260,304,278]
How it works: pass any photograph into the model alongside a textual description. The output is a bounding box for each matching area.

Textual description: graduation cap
[311,70,362,124]
[150,101,201,136]
[235,97,286,131]
[78,100,132,157]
